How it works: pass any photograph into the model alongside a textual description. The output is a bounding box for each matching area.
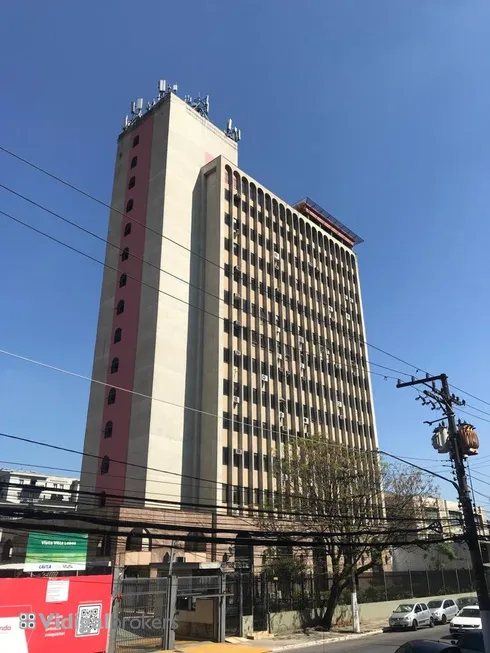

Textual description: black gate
[225,570,254,635]
[253,574,268,632]
[225,572,240,636]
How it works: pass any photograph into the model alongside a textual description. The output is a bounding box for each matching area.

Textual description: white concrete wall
[267,591,476,633]
[145,93,237,504]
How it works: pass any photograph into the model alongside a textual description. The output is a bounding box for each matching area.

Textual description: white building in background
[390,496,489,572]
[0,469,79,509]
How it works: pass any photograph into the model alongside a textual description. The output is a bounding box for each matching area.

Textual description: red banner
[0,575,112,653]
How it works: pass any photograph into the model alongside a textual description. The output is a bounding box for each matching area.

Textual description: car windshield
[428,600,442,608]
[459,608,480,618]
[394,604,414,613]
[459,597,477,607]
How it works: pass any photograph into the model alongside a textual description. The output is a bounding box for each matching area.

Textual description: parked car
[456,597,478,610]
[428,598,459,624]
[389,602,435,631]
[394,640,461,652]
[452,631,484,652]
[449,606,481,635]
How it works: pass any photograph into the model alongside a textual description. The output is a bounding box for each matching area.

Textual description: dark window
[119,273,127,288]
[132,135,139,147]
[128,176,136,189]
[130,156,137,168]
[101,456,110,475]
[107,388,116,405]
[114,327,122,343]
[126,199,133,212]
[185,532,206,553]
[110,357,119,374]
[104,421,113,438]
[121,247,129,261]
[124,223,132,237]
[116,299,125,315]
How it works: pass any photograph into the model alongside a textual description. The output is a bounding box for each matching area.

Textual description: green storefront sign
[24,532,88,571]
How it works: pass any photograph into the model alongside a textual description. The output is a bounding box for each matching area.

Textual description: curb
[262,629,384,651]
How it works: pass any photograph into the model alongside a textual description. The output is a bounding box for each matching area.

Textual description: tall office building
[81,84,378,515]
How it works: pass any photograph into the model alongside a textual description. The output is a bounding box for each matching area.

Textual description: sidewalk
[222,618,386,651]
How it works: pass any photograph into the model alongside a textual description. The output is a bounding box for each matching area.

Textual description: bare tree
[256,439,439,630]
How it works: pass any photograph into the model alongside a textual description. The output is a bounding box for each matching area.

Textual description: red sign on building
[0,575,112,653]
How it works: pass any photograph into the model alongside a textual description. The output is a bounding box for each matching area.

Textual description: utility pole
[397,373,490,650]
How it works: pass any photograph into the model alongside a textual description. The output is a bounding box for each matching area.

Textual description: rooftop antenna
[123,115,129,130]
[130,98,143,118]
[171,84,178,94]
[225,118,241,143]
[158,80,167,98]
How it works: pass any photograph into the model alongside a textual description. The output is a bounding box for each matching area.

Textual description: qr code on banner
[75,603,102,637]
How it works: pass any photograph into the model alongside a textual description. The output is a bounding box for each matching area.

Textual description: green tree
[262,547,307,580]
[256,439,438,630]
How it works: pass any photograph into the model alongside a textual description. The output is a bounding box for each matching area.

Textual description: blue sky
[0,0,489,505]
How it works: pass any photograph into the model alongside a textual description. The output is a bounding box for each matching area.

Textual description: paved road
[296,624,454,653]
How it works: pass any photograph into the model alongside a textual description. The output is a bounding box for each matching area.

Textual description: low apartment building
[389,495,489,572]
[0,469,79,509]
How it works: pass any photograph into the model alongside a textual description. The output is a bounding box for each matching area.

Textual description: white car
[428,598,459,624]
[449,605,481,635]
[389,602,434,631]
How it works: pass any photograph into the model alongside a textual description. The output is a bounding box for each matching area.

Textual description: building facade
[80,84,379,514]
[0,469,79,509]
[389,495,489,571]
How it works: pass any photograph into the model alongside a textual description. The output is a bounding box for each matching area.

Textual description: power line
[11,478,463,530]
[2,183,463,399]
[0,347,395,467]
[0,516,458,551]
[0,144,443,382]
[5,198,490,423]
[0,455,453,519]
[451,384,490,409]
[0,205,411,385]
[457,407,490,425]
[0,434,456,525]
[0,493,462,545]
[408,383,490,428]
[5,468,447,526]
[2,144,490,410]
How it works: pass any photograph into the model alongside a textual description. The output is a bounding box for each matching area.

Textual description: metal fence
[242,569,476,616]
[357,568,475,603]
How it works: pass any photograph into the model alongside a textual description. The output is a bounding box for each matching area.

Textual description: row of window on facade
[224,342,368,394]
[225,269,362,331]
[223,340,364,377]
[222,483,276,506]
[224,318,363,361]
[225,288,357,324]
[222,447,272,471]
[222,405,373,439]
[223,378,370,415]
[222,173,357,264]
[224,253,356,307]
[223,223,356,287]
